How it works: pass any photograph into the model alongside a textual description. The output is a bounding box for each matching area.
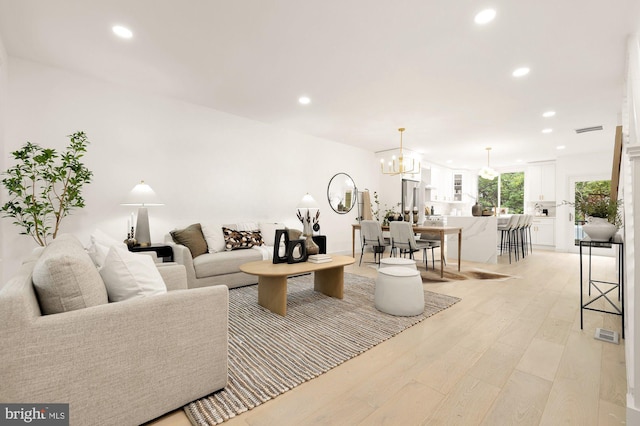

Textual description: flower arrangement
[297,209,320,235]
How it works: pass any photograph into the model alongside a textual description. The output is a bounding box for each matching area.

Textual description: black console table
[579,236,624,339]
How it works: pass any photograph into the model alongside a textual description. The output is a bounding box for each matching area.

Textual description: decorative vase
[582,217,617,241]
[302,222,319,255]
[472,203,482,217]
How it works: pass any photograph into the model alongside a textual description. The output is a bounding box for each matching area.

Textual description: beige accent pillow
[32,234,108,315]
[170,223,208,258]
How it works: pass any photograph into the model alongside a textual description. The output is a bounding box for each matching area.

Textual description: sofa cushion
[201,223,226,253]
[100,245,167,302]
[193,249,263,278]
[32,234,108,315]
[259,222,287,246]
[86,229,125,268]
[223,227,264,250]
[171,223,208,258]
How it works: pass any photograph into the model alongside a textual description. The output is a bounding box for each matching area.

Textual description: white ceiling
[1,0,639,170]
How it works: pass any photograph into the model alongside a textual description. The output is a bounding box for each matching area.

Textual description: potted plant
[1,131,93,246]
[575,193,622,241]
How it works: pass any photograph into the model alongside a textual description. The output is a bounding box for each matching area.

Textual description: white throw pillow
[259,222,287,246]
[201,223,226,253]
[100,246,167,302]
[86,229,125,268]
[236,222,259,231]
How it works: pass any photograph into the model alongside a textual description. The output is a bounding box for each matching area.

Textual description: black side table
[312,235,327,254]
[129,244,174,263]
[579,237,624,338]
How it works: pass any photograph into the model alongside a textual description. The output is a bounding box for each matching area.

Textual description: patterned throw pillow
[223,227,264,250]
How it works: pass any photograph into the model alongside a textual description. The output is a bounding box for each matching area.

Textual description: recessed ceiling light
[542,128,553,134]
[542,111,556,118]
[516,159,523,163]
[446,160,453,164]
[512,67,530,77]
[112,25,133,39]
[298,96,311,105]
[474,9,496,25]
[557,145,566,150]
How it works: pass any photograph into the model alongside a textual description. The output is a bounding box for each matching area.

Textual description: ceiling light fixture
[557,145,566,150]
[380,128,421,176]
[542,111,556,118]
[479,147,498,180]
[542,128,553,134]
[512,67,530,77]
[112,25,133,39]
[474,9,496,25]
[298,96,311,105]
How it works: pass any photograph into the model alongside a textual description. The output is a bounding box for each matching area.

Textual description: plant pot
[582,217,617,241]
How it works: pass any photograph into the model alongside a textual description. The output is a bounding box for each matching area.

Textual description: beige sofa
[0,235,229,426]
[165,222,293,289]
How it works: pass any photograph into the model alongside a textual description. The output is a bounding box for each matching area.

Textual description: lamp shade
[121,181,164,206]
[297,193,318,209]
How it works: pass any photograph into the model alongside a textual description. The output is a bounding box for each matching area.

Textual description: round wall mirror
[327,173,357,214]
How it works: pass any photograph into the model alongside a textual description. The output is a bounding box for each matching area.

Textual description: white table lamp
[121,181,163,247]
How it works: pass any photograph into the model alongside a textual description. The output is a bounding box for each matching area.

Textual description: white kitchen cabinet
[527,163,556,201]
[531,217,555,246]
[425,165,453,201]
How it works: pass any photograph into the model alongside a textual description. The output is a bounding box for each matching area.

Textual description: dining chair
[417,220,446,270]
[389,221,430,268]
[359,220,390,266]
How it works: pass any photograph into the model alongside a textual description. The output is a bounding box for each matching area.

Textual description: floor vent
[575,125,603,134]
[594,328,619,344]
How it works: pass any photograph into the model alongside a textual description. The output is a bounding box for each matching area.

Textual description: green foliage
[500,172,524,214]
[478,176,498,210]
[573,180,621,227]
[478,172,525,214]
[1,132,93,246]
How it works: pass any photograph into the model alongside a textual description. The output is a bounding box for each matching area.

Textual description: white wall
[623,33,640,426]
[2,57,380,280]
[0,36,7,281]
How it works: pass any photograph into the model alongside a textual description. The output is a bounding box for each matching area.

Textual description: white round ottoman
[379,257,417,269]
[375,266,425,316]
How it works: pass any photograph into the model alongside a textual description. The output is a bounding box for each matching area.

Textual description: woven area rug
[184,272,460,425]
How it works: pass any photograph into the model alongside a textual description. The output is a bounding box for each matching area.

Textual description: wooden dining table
[352,223,462,278]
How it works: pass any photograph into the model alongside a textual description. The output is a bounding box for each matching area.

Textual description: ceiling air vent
[575,125,603,134]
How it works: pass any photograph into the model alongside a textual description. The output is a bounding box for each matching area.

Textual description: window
[478,172,524,214]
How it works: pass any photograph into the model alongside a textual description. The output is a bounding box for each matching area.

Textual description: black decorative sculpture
[287,239,307,264]
[272,229,289,264]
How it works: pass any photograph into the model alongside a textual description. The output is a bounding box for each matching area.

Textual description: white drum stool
[379,257,417,269]
[375,266,424,316]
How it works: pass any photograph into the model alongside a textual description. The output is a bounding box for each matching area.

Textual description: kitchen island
[445,216,498,264]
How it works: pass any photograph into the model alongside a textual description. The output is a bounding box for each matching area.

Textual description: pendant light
[479,147,498,180]
[380,128,421,176]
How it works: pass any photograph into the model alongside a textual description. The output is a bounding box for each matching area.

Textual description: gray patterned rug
[184,272,460,425]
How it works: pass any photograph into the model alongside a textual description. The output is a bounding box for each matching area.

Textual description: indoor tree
[1,131,93,246]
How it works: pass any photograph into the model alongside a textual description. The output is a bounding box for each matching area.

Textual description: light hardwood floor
[149,249,627,426]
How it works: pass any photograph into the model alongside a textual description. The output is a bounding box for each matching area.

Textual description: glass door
[567,176,614,255]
